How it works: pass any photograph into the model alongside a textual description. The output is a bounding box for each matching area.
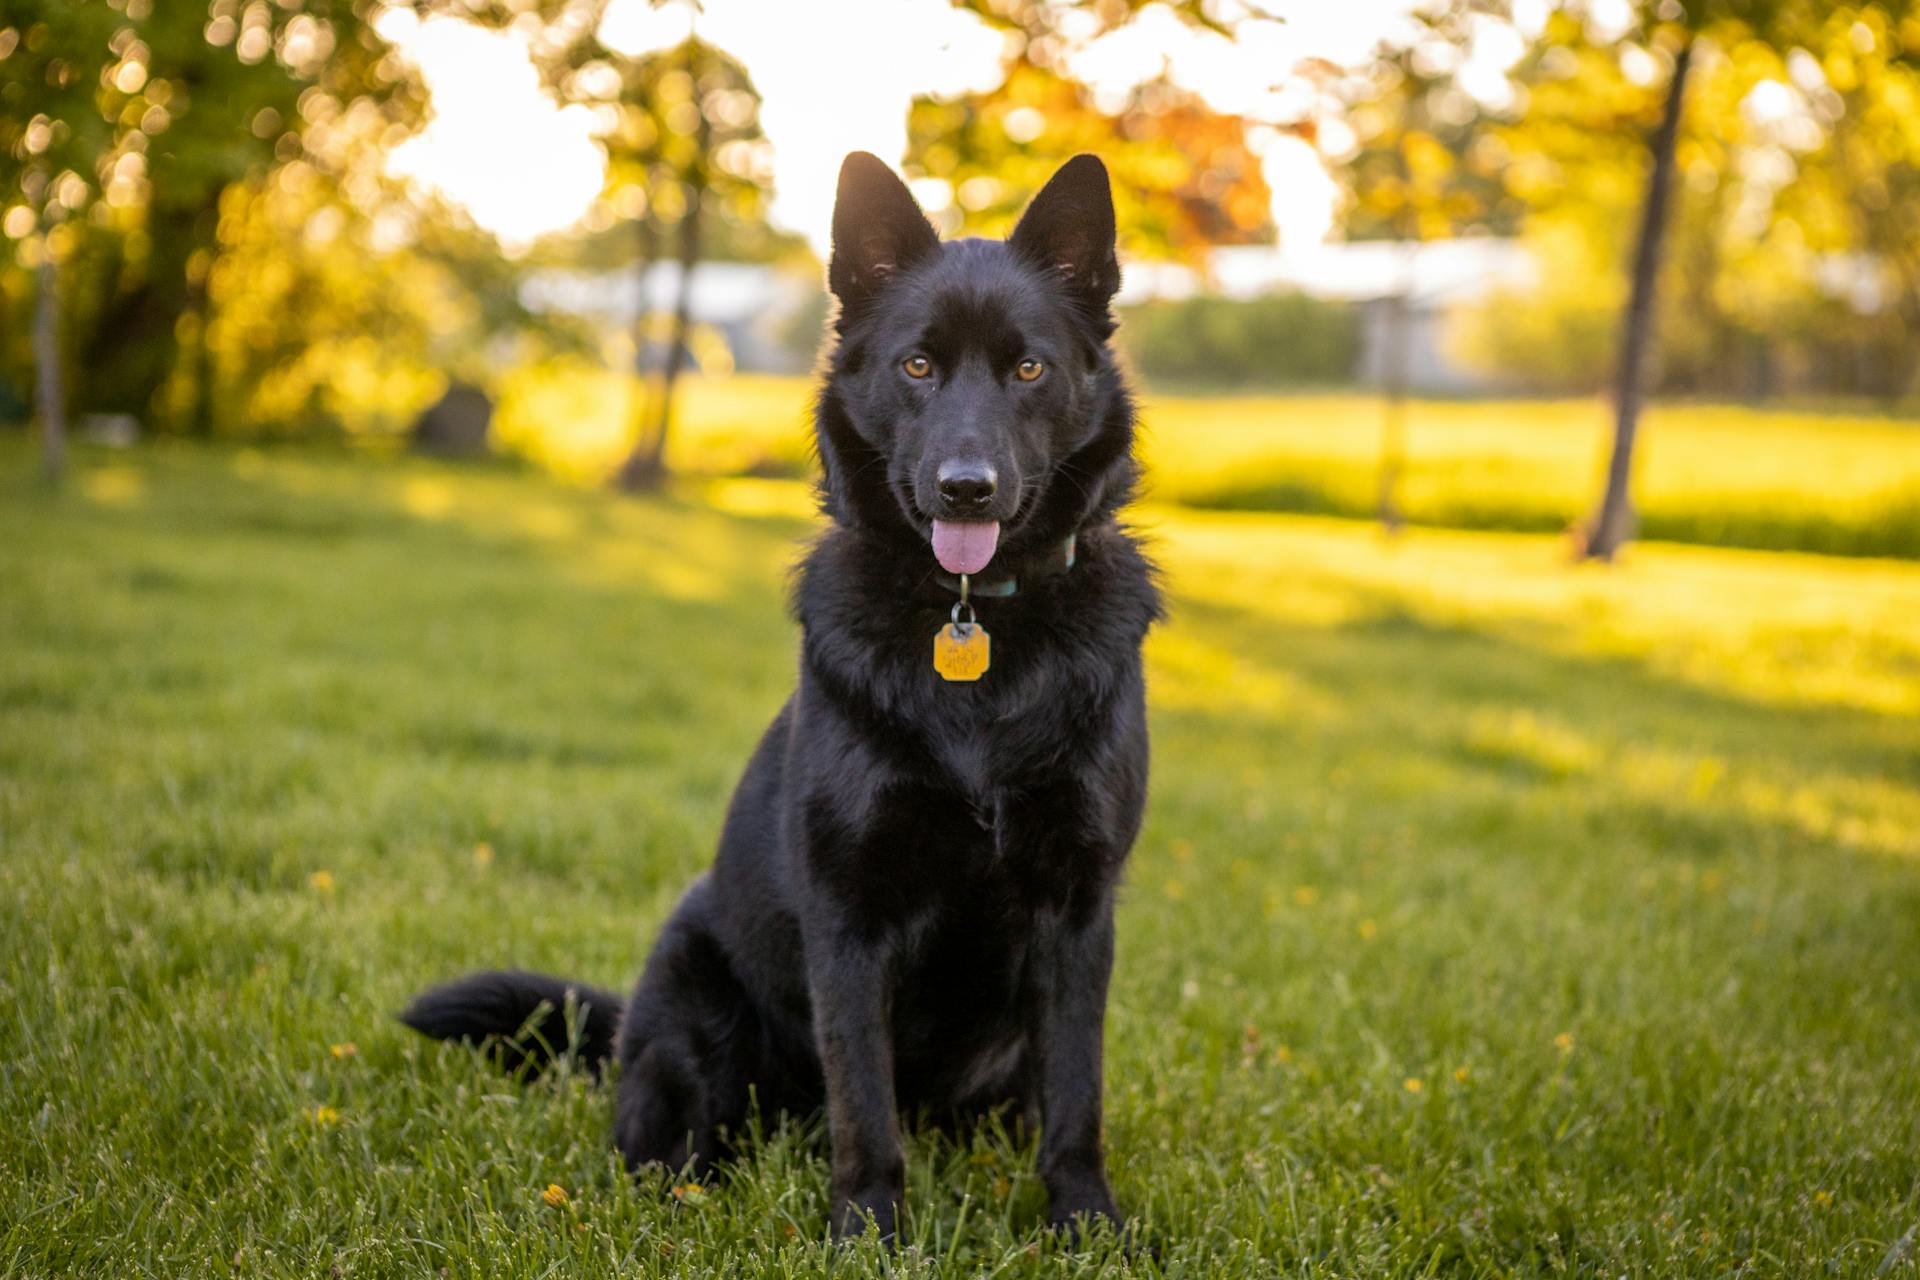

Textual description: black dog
[402,152,1161,1241]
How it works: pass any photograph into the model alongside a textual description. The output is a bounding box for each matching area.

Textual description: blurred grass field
[4,436,1918,1277]
[496,368,1920,558]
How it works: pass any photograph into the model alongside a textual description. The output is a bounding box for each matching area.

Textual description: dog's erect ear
[829,152,939,308]
[1009,154,1119,307]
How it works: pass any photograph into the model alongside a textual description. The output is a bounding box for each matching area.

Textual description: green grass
[496,369,1920,558]
[4,436,1919,1277]
[1140,394,1920,560]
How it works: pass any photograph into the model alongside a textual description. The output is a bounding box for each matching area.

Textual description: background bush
[1120,292,1361,388]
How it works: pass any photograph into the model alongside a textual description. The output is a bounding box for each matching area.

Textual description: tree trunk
[34,252,67,481]
[616,204,699,492]
[1377,243,1417,536]
[1583,40,1693,562]
[616,42,707,493]
[651,197,700,464]
[625,216,659,459]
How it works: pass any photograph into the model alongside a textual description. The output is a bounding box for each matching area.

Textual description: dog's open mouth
[930,519,1000,575]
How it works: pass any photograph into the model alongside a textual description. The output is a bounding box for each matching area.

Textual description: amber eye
[1015,358,1045,382]
[902,356,932,379]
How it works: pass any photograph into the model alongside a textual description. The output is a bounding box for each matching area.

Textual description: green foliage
[1488,0,1920,402]
[906,1,1281,262]
[1774,4,1920,399]
[557,35,797,267]
[0,0,433,429]
[1119,293,1360,388]
[907,63,1273,261]
[1331,7,1525,245]
[199,169,566,438]
[4,438,1919,1275]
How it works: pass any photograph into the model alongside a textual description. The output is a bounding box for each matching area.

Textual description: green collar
[932,534,1077,599]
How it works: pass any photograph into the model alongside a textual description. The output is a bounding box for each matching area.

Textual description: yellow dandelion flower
[1454,1065,1470,1082]
[670,1183,705,1203]
[1291,885,1319,907]
[1812,1190,1832,1207]
[1554,1032,1575,1053]
[1403,1077,1423,1094]
[1163,878,1187,901]
[542,1183,569,1208]
[311,1105,340,1126]
[308,870,336,894]
[1272,1044,1293,1065]
[473,842,495,868]
[1170,838,1195,863]
[1357,918,1378,940]
[330,1042,358,1060]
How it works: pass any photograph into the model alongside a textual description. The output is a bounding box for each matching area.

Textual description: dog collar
[932,534,1077,599]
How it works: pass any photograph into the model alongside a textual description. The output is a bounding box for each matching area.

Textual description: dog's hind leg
[612,878,760,1177]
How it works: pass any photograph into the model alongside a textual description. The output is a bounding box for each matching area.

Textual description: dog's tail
[399,969,623,1078]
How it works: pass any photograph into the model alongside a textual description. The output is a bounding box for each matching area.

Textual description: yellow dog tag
[933,622,990,682]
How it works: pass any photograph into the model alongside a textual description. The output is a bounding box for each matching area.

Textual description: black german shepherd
[402,152,1161,1241]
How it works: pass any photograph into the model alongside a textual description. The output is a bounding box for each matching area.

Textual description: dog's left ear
[1010,154,1119,307]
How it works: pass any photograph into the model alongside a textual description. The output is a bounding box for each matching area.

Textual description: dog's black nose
[936,462,998,514]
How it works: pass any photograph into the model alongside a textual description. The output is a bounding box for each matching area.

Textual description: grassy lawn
[4,436,1919,1277]
[496,369,1920,558]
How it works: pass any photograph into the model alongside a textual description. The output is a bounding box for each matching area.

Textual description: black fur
[399,970,622,1076]
[402,153,1162,1242]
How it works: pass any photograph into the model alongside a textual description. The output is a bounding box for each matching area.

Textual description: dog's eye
[902,356,932,379]
[1015,359,1045,382]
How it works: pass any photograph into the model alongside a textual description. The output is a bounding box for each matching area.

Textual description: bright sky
[376,0,1520,255]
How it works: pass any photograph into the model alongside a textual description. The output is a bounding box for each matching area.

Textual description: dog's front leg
[808,926,904,1241]
[1034,904,1122,1233]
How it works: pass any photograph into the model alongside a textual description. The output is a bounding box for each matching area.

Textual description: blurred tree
[0,2,122,476]
[906,0,1276,257]
[502,0,793,490]
[906,63,1273,258]
[597,39,781,490]
[1,0,424,447]
[1460,7,1919,405]
[1328,2,1524,532]
[1509,0,1919,560]
[1781,6,1920,400]
[201,154,563,438]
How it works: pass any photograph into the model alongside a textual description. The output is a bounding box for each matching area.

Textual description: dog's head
[815,153,1135,576]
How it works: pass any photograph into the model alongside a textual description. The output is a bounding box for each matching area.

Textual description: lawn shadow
[1159,580,1918,868]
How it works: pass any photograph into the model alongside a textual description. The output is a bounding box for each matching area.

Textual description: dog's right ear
[828,152,939,309]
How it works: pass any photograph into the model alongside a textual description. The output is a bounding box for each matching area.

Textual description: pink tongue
[931,519,1000,575]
